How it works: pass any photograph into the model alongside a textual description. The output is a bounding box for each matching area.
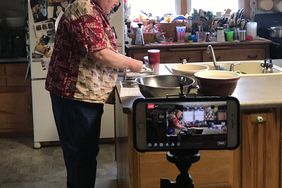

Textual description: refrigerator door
[30,61,48,79]
[32,79,59,148]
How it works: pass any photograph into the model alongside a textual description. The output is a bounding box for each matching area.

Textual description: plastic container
[176,26,186,42]
[216,27,225,42]
[225,30,234,42]
[246,22,257,39]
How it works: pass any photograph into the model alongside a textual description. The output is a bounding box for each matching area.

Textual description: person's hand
[128,59,143,72]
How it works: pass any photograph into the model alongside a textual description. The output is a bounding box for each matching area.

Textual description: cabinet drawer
[0,89,32,132]
[128,49,202,63]
[5,63,30,86]
[162,49,202,63]
[0,64,5,75]
[202,48,266,62]
[0,77,5,86]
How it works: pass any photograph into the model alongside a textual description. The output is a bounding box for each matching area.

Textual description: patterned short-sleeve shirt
[45,0,118,104]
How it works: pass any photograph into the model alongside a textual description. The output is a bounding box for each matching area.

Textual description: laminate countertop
[117,59,282,111]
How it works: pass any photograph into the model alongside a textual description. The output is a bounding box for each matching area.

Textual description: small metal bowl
[135,75,195,98]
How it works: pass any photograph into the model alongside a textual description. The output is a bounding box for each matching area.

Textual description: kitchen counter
[114,60,282,188]
[118,60,282,111]
[0,57,28,64]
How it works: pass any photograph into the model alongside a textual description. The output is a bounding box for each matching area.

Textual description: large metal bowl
[135,75,195,97]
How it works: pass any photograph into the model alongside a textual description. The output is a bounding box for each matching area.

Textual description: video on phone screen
[145,101,228,149]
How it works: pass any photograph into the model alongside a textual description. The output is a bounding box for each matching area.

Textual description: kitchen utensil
[135,75,195,97]
[194,70,240,96]
[165,65,173,74]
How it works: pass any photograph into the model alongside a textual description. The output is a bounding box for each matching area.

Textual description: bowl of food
[194,70,240,96]
[170,64,209,77]
[135,75,195,97]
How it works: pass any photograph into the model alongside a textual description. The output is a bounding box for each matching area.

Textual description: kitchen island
[114,61,282,188]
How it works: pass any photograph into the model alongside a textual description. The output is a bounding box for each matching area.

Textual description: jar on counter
[216,27,225,42]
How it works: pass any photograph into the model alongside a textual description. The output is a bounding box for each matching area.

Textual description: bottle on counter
[135,23,145,45]
[216,27,225,42]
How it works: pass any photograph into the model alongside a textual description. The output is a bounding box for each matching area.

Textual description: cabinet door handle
[256,115,265,125]
[180,58,190,63]
[248,55,258,59]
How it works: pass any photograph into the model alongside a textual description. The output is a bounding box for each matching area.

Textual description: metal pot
[268,26,282,38]
[135,75,195,98]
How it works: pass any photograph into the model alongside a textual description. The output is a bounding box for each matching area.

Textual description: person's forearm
[90,48,141,71]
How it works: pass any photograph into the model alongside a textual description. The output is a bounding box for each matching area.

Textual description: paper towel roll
[246,22,257,39]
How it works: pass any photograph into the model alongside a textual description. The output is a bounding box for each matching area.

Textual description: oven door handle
[272,41,281,46]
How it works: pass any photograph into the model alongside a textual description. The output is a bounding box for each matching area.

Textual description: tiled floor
[0,137,117,188]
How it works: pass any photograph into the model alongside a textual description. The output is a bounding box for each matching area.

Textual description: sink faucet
[261,58,273,73]
[229,63,235,71]
[207,45,220,70]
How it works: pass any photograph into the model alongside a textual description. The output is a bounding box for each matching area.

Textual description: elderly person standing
[45,0,143,187]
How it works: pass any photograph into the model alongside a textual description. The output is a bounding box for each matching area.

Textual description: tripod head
[161,150,200,188]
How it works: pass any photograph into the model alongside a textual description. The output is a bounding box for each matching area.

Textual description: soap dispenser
[135,23,144,45]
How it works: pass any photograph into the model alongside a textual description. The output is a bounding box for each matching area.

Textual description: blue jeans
[50,93,104,188]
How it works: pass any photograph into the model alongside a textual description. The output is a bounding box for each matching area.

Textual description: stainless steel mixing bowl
[135,75,195,97]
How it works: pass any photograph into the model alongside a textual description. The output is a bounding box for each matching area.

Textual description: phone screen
[133,97,239,151]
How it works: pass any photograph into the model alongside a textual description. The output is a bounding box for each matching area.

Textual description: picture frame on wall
[30,0,48,22]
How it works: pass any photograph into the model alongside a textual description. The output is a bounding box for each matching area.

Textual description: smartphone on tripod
[133,96,240,152]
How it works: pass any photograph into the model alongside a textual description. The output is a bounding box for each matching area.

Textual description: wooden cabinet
[0,63,32,135]
[127,48,202,63]
[115,91,282,188]
[126,39,271,63]
[0,64,5,86]
[241,109,280,188]
[202,48,266,62]
[115,89,241,188]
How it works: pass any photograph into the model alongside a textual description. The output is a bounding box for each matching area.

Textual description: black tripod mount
[160,149,200,188]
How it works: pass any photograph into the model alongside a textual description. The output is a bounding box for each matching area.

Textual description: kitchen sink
[203,60,282,76]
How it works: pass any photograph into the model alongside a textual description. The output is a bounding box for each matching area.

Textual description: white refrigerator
[28,0,124,148]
